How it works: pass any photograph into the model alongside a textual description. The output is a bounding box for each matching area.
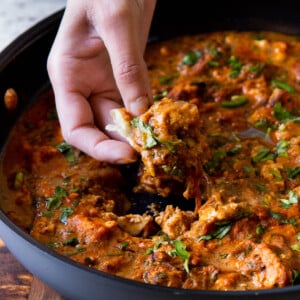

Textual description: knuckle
[115,60,143,84]
[98,3,130,30]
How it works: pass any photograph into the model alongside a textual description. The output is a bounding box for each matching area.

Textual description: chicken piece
[188,188,250,237]
[67,214,118,244]
[117,214,154,237]
[106,98,207,206]
[232,241,291,288]
[260,161,285,191]
[194,239,291,289]
[155,205,195,239]
[241,76,269,107]
[274,121,300,142]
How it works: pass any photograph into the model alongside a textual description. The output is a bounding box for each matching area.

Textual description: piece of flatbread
[106,107,134,145]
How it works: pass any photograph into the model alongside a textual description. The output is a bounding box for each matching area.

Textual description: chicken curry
[2,31,300,291]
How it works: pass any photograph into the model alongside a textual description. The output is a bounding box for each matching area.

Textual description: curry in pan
[2,31,300,290]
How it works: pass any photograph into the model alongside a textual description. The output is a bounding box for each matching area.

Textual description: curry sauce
[2,31,300,290]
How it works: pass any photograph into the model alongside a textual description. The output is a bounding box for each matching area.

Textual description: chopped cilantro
[56,141,76,163]
[46,186,68,210]
[292,270,300,285]
[60,207,74,224]
[274,102,300,123]
[275,140,290,158]
[170,239,190,273]
[131,118,184,151]
[280,190,298,208]
[197,223,232,241]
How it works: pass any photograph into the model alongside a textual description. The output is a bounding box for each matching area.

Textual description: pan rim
[1,6,300,298]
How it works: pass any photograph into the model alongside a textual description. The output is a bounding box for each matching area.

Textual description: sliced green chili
[272,79,295,94]
[252,148,274,163]
[220,95,248,108]
[228,55,242,78]
[282,167,300,179]
[14,171,24,190]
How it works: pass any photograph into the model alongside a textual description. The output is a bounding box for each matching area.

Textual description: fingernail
[128,96,148,116]
[114,157,137,164]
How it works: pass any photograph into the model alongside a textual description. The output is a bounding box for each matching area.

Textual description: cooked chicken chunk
[107,98,207,205]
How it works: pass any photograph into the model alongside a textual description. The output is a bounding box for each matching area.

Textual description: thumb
[91,0,154,116]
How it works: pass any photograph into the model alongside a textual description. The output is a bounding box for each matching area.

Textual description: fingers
[47,0,157,164]
[55,90,137,163]
[47,2,136,163]
[90,0,156,116]
[66,126,137,164]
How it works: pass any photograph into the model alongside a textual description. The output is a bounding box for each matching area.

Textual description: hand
[47,0,156,163]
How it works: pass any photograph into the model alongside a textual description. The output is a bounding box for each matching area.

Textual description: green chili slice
[220,95,248,108]
[272,79,295,94]
[14,171,24,190]
[182,50,202,66]
[56,141,76,163]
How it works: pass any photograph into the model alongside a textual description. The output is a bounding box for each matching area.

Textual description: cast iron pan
[1,1,300,299]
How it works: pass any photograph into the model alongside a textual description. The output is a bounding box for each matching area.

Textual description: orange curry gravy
[2,31,300,290]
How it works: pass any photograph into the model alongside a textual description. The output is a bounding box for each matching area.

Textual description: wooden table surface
[0,238,64,300]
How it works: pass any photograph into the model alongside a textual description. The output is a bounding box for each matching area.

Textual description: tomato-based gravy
[2,31,300,290]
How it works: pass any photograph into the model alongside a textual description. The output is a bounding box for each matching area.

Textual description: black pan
[1,1,300,299]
